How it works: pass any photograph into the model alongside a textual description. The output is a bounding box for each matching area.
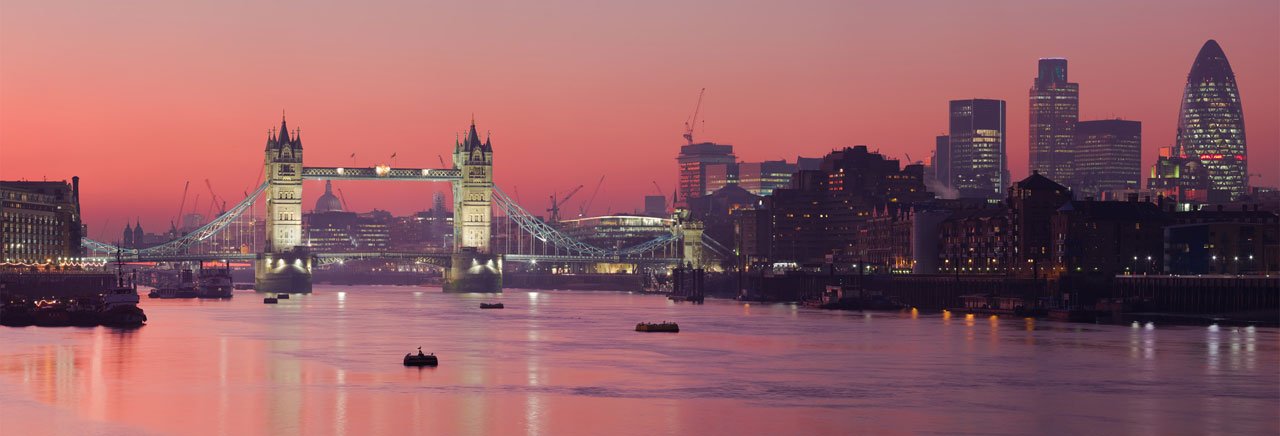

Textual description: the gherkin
[1177,40,1247,201]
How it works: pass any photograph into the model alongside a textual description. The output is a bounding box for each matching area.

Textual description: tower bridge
[82,116,725,293]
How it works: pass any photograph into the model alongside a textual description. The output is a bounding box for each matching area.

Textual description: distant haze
[1,0,1276,237]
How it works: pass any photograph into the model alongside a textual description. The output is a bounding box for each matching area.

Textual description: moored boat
[263,296,279,304]
[635,321,679,333]
[480,302,503,309]
[197,262,234,299]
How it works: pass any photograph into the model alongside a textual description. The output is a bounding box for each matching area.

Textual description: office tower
[949,99,1009,199]
[738,160,798,196]
[1029,58,1080,187]
[1176,40,1248,201]
[676,142,735,208]
[1075,119,1141,197]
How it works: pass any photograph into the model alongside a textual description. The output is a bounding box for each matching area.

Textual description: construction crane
[547,184,583,223]
[205,179,226,216]
[337,188,351,211]
[172,181,190,232]
[682,88,706,145]
[437,154,448,168]
[651,181,667,209]
[579,175,606,218]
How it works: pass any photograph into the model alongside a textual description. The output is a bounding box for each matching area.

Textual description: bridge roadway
[94,252,680,265]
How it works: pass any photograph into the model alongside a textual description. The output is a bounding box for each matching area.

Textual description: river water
[0,286,1276,435]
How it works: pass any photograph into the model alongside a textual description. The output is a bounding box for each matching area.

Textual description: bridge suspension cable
[83,182,269,257]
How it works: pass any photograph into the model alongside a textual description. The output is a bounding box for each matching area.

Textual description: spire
[277,112,291,145]
[324,180,333,194]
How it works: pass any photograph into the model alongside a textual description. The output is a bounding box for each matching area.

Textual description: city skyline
[1,1,1277,236]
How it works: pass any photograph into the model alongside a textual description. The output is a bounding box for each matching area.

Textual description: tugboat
[100,251,146,327]
[479,302,504,309]
[403,347,439,366]
[196,261,234,299]
[635,321,680,333]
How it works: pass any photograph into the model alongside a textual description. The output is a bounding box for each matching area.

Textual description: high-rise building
[738,160,797,196]
[931,135,952,195]
[1075,119,1142,197]
[1029,58,1080,187]
[1177,40,1248,201]
[949,99,1009,199]
[676,142,735,208]
[1148,145,1211,202]
[703,162,738,195]
[643,195,667,217]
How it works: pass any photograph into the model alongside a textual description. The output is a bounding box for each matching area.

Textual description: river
[1,286,1276,435]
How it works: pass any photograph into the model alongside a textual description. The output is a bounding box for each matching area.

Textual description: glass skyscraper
[948,99,1008,199]
[1075,119,1141,197]
[1029,58,1079,188]
[1177,40,1247,201]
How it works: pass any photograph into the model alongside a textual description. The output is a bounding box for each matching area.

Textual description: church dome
[316,181,343,212]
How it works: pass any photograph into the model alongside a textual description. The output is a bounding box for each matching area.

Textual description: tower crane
[437,154,448,168]
[682,88,706,145]
[652,181,667,209]
[547,184,583,224]
[579,175,606,218]
[172,181,190,232]
[205,179,226,216]
[337,188,351,211]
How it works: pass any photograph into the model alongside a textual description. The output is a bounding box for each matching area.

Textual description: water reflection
[0,287,1276,435]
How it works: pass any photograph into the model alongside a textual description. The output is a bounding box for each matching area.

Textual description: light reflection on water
[0,286,1277,436]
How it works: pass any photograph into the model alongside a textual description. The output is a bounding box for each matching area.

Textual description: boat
[196,262,234,299]
[0,298,36,327]
[232,283,255,290]
[276,293,290,299]
[403,348,439,366]
[635,321,679,333]
[263,296,279,304]
[479,302,504,309]
[33,299,70,327]
[148,269,198,299]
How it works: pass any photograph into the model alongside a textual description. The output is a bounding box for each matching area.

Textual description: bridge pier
[443,250,502,293]
[255,249,314,294]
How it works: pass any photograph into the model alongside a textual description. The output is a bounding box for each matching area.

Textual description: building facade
[1029,58,1080,187]
[949,99,1009,199]
[1075,119,1142,198]
[738,160,797,196]
[676,142,735,208]
[1176,40,1248,201]
[1,178,84,264]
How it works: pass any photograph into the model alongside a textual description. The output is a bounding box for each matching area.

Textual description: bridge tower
[444,120,502,292]
[255,115,314,293]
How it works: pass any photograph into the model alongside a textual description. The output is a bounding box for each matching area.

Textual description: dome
[316,181,343,212]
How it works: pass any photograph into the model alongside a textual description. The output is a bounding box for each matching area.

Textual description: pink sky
[1,0,1276,238]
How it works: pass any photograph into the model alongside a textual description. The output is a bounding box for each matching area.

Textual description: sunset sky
[1,0,1276,239]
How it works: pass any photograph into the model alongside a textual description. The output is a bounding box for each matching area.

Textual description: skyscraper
[949,99,1008,199]
[676,142,736,208]
[1177,40,1248,201]
[1029,58,1080,187]
[1075,119,1142,197]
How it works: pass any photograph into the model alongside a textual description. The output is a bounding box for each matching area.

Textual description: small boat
[403,347,439,366]
[635,321,679,333]
[277,293,290,299]
[233,283,255,290]
[479,302,503,309]
[263,296,278,304]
